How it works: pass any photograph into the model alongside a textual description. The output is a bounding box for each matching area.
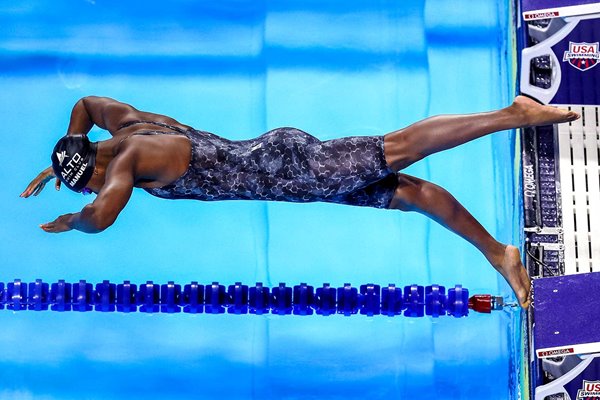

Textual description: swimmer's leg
[390,173,531,308]
[384,96,579,171]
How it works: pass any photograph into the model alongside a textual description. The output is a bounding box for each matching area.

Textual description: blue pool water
[0,1,522,399]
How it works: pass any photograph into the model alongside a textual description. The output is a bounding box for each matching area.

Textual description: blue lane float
[0,279,496,317]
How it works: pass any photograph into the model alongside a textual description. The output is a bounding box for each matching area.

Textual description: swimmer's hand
[40,214,73,233]
[21,166,61,198]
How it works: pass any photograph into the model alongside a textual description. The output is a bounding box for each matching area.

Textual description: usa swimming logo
[577,380,600,399]
[563,42,600,72]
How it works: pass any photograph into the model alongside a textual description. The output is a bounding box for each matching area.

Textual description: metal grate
[557,105,600,274]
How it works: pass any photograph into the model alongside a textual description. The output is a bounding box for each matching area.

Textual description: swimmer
[21,96,579,308]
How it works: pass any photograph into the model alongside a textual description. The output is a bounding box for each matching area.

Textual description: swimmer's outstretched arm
[39,149,135,233]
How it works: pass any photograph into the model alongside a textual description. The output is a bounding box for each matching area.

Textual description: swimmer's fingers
[40,214,72,233]
[40,222,63,233]
[39,222,53,232]
[20,178,39,197]
[55,178,61,191]
[21,178,45,198]
[25,175,51,197]
[32,181,47,197]
[21,166,55,198]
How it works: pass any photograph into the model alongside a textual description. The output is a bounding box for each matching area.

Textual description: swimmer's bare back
[21,97,194,232]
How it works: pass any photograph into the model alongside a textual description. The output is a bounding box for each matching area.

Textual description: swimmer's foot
[512,95,580,127]
[494,245,531,309]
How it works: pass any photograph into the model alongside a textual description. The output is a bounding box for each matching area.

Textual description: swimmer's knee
[388,174,422,211]
[388,174,442,211]
[389,196,414,212]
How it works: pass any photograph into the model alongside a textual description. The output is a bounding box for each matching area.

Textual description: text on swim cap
[60,153,88,186]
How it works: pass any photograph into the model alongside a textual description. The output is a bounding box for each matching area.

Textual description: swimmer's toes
[513,95,579,126]
[500,245,532,309]
[518,287,531,309]
[516,274,532,309]
[567,111,581,122]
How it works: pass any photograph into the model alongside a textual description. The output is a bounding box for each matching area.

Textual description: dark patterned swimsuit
[120,121,399,209]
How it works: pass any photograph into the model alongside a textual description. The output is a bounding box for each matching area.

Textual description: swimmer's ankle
[485,242,508,270]
[508,97,531,127]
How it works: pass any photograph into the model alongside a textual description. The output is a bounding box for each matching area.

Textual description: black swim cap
[50,135,97,192]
